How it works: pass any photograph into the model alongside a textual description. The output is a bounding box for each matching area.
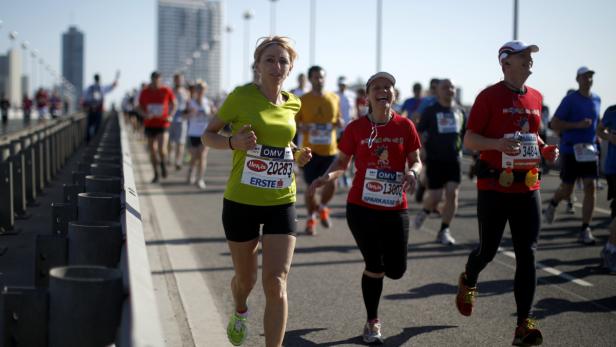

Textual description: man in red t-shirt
[454,41,558,346]
[138,71,177,183]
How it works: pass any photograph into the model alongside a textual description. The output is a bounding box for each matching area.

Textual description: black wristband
[228,136,234,150]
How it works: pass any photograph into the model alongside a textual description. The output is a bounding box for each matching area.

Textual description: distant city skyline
[0,0,615,115]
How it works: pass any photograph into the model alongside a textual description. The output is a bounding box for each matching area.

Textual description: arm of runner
[550,116,592,131]
[596,121,616,144]
[403,149,421,193]
[464,129,521,155]
[307,152,352,196]
[290,142,312,167]
[202,118,256,151]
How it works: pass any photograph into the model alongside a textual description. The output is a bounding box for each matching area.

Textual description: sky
[1,0,615,115]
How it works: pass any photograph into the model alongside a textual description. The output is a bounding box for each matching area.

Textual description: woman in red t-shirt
[308,72,421,344]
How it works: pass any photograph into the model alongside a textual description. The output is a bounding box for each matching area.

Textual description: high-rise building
[0,49,22,106]
[158,0,222,95]
[62,26,84,96]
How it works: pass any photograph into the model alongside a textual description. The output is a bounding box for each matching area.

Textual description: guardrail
[0,113,164,346]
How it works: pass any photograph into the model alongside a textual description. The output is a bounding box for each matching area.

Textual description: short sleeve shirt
[416,103,466,163]
[554,91,601,154]
[139,86,176,128]
[339,113,421,210]
[296,92,341,156]
[467,82,543,192]
[218,83,301,206]
[600,105,616,175]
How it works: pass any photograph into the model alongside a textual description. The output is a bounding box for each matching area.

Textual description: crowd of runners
[118,36,616,347]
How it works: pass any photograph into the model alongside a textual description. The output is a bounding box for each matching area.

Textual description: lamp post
[270,0,279,35]
[225,25,233,91]
[31,49,38,93]
[243,10,254,82]
[309,0,316,65]
[376,0,382,71]
[21,41,29,95]
[513,0,519,40]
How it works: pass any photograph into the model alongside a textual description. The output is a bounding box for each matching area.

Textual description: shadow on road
[534,296,616,319]
[283,325,456,346]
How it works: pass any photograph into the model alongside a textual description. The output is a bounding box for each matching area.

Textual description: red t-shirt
[339,113,421,210]
[467,82,543,192]
[139,86,176,128]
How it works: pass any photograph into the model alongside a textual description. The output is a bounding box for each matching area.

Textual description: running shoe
[175,163,182,171]
[362,320,384,345]
[437,228,456,245]
[197,179,206,190]
[414,210,428,230]
[455,272,477,317]
[565,201,575,215]
[151,174,159,184]
[543,203,555,224]
[319,207,332,228]
[227,312,248,346]
[512,318,543,346]
[603,248,616,274]
[305,217,317,236]
[578,227,596,245]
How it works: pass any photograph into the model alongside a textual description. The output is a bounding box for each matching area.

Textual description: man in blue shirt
[83,72,119,142]
[544,67,601,245]
[596,104,616,272]
[400,82,422,119]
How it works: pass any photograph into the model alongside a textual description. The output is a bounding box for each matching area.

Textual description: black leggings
[465,190,540,323]
[346,203,409,278]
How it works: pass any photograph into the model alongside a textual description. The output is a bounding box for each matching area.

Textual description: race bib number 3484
[241,145,295,189]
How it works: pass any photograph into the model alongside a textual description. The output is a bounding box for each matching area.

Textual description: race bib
[240,145,295,189]
[502,133,540,169]
[436,111,460,134]
[308,123,333,145]
[361,168,404,207]
[187,112,209,137]
[573,143,598,162]
[147,103,164,117]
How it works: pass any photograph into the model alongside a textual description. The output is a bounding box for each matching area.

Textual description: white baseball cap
[576,66,595,76]
[366,72,396,89]
[498,40,539,63]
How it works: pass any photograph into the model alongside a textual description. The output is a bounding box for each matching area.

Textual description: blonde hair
[253,36,298,66]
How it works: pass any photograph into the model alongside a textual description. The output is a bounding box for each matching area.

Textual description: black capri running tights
[346,203,410,279]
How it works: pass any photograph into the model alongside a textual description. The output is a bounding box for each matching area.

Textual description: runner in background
[400,82,423,119]
[138,71,177,183]
[336,75,356,188]
[185,80,215,190]
[414,79,466,246]
[543,67,601,245]
[168,73,190,170]
[296,65,342,235]
[83,72,119,142]
[308,72,421,344]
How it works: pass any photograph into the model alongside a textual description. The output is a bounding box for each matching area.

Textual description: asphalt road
[137,143,616,347]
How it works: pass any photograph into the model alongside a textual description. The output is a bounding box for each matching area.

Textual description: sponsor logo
[247,159,267,172]
[260,145,286,159]
[376,170,397,181]
[249,177,278,188]
[366,182,383,192]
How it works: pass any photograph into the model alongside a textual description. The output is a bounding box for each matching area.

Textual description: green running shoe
[227,312,248,346]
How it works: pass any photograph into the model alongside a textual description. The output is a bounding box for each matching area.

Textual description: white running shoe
[543,203,556,224]
[437,228,456,245]
[565,202,575,215]
[362,320,384,345]
[414,210,428,230]
[197,179,206,190]
[578,227,596,245]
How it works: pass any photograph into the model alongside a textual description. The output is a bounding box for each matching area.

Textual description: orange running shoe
[455,272,477,317]
[319,207,332,228]
[512,318,543,346]
[305,218,317,236]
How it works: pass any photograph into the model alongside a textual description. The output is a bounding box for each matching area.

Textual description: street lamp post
[309,0,316,65]
[243,10,254,83]
[225,25,233,91]
[376,0,382,72]
[31,49,38,93]
[270,0,278,35]
[513,0,519,40]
